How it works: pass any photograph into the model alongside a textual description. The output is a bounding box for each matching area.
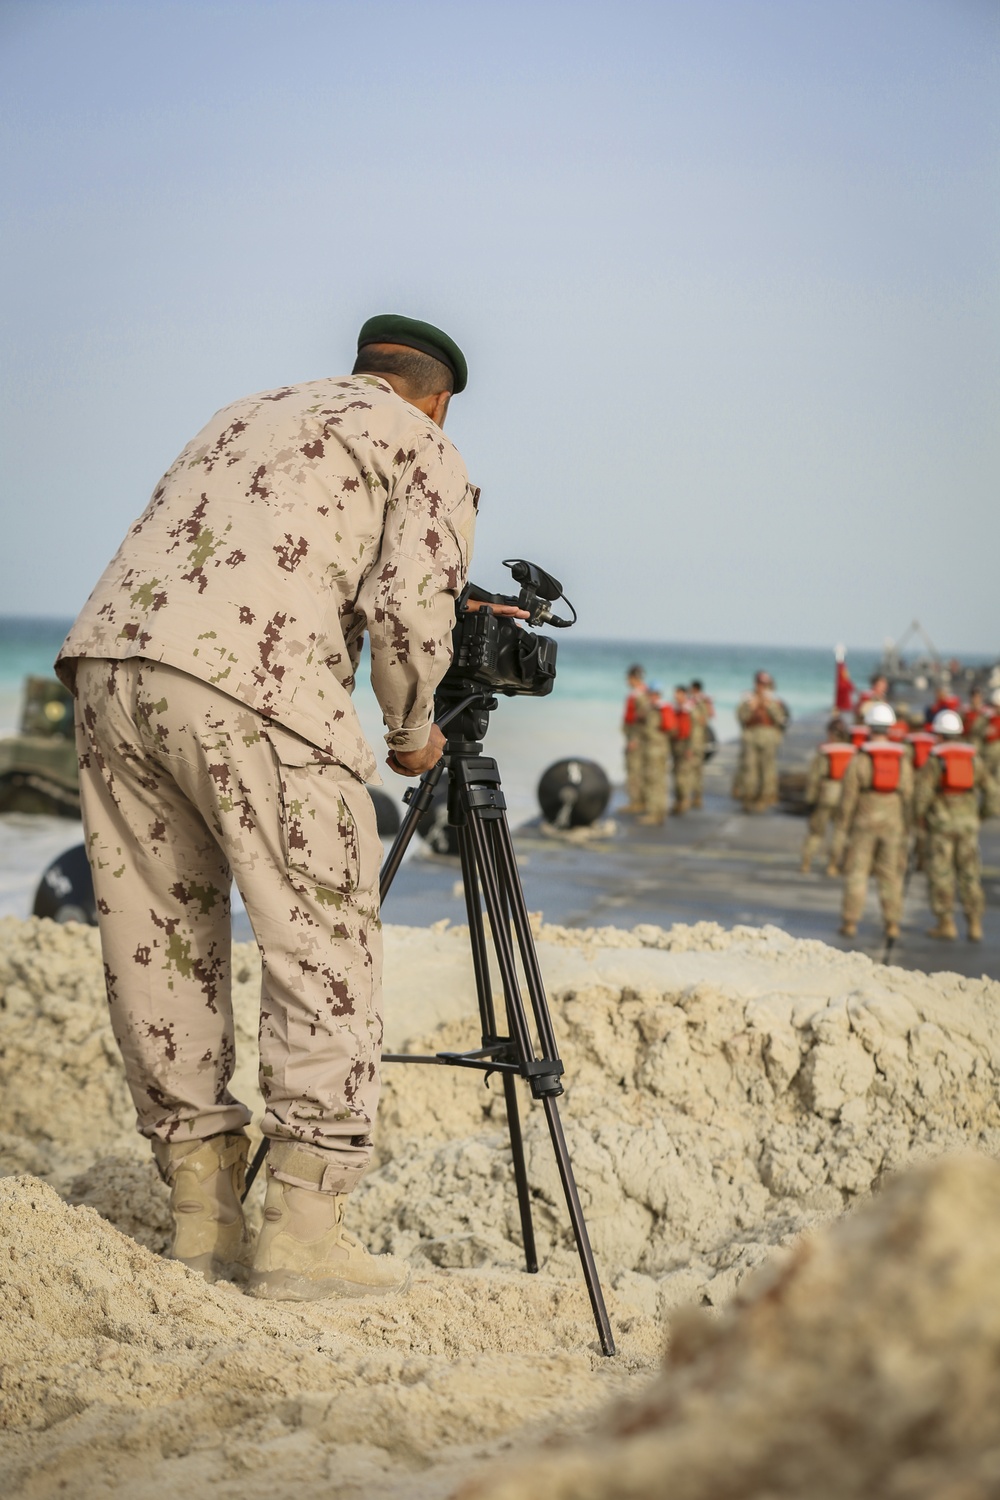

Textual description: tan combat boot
[927,915,958,940]
[799,856,811,874]
[825,861,840,877]
[968,914,983,942]
[839,920,857,938]
[248,1142,409,1302]
[884,922,900,942]
[153,1132,252,1283]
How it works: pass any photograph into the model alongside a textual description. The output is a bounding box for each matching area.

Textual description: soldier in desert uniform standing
[56,315,486,1303]
[668,684,696,816]
[638,685,671,826]
[734,670,789,812]
[799,715,854,875]
[914,709,990,942]
[687,679,714,810]
[836,703,912,944]
[620,664,649,815]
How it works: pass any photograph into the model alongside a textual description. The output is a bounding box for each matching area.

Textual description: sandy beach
[4,914,1000,1497]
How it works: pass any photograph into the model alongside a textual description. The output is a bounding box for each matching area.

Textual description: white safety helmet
[866,702,896,730]
[932,709,963,737]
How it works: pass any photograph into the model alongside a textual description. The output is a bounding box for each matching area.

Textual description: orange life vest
[659,703,678,734]
[986,712,1000,744]
[932,742,976,793]
[623,692,644,727]
[821,743,855,781]
[906,730,937,769]
[963,708,983,736]
[887,720,909,742]
[863,741,906,792]
[674,708,692,741]
[849,724,870,749]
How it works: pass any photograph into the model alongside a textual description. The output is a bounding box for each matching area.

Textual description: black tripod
[379,686,615,1357]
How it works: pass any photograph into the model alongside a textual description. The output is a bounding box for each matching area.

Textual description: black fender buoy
[33,843,98,925]
[537,759,611,829]
[416,783,460,855]
[368,786,402,838]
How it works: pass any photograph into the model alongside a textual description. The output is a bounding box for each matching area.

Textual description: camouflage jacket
[837,745,913,834]
[914,750,988,832]
[688,696,714,751]
[737,693,789,732]
[57,376,478,781]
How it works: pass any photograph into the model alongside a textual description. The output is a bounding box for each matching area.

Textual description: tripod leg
[544,1095,617,1357]
[486,810,616,1356]
[503,1073,539,1274]
[457,821,538,1274]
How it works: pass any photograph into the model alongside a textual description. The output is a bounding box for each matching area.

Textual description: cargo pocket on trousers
[267,726,380,896]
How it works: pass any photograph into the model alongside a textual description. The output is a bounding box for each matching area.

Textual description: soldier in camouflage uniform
[799,715,852,875]
[620,664,649,814]
[638,685,670,825]
[914,709,988,942]
[687,679,714,811]
[837,703,913,942]
[56,315,478,1301]
[669,684,696,815]
[975,690,1000,821]
[734,671,789,812]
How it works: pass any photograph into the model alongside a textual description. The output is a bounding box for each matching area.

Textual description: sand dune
[2,915,999,1497]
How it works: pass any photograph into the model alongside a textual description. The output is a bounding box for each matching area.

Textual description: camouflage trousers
[73,658,382,1193]
[802,788,847,870]
[841,826,906,925]
[925,827,984,921]
[671,744,695,813]
[689,745,706,808]
[624,736,645,809]
[736,728,781,810]
[642,741,669,820]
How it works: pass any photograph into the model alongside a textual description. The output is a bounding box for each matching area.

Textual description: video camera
[445,559,576,698]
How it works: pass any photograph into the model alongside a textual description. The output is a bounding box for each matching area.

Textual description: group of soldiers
[800,673,1000,945]
[621,665,715,824]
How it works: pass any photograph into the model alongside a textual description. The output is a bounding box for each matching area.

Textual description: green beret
[357,313,468,394]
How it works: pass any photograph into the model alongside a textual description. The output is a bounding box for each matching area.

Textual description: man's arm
[837,755,862,832]
[804,751,824,806]
[356,428,477,760]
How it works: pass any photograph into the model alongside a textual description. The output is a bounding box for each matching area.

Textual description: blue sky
[2,0,997,651]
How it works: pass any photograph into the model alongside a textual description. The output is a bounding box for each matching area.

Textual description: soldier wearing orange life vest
[904,725,938,873]
[621,664,650,815]
[914,709,988,942]
[669,684,695,815]
[800,716,854,876]
[836,702,913,943]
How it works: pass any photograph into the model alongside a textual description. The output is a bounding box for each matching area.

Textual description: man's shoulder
[210,374,423,430]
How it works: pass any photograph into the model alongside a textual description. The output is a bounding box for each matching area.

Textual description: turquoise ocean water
[3,614,993,921]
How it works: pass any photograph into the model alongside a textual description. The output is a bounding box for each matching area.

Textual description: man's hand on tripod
[387,724,447,777]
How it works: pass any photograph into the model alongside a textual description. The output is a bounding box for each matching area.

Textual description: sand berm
[2,912,1000,1497]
